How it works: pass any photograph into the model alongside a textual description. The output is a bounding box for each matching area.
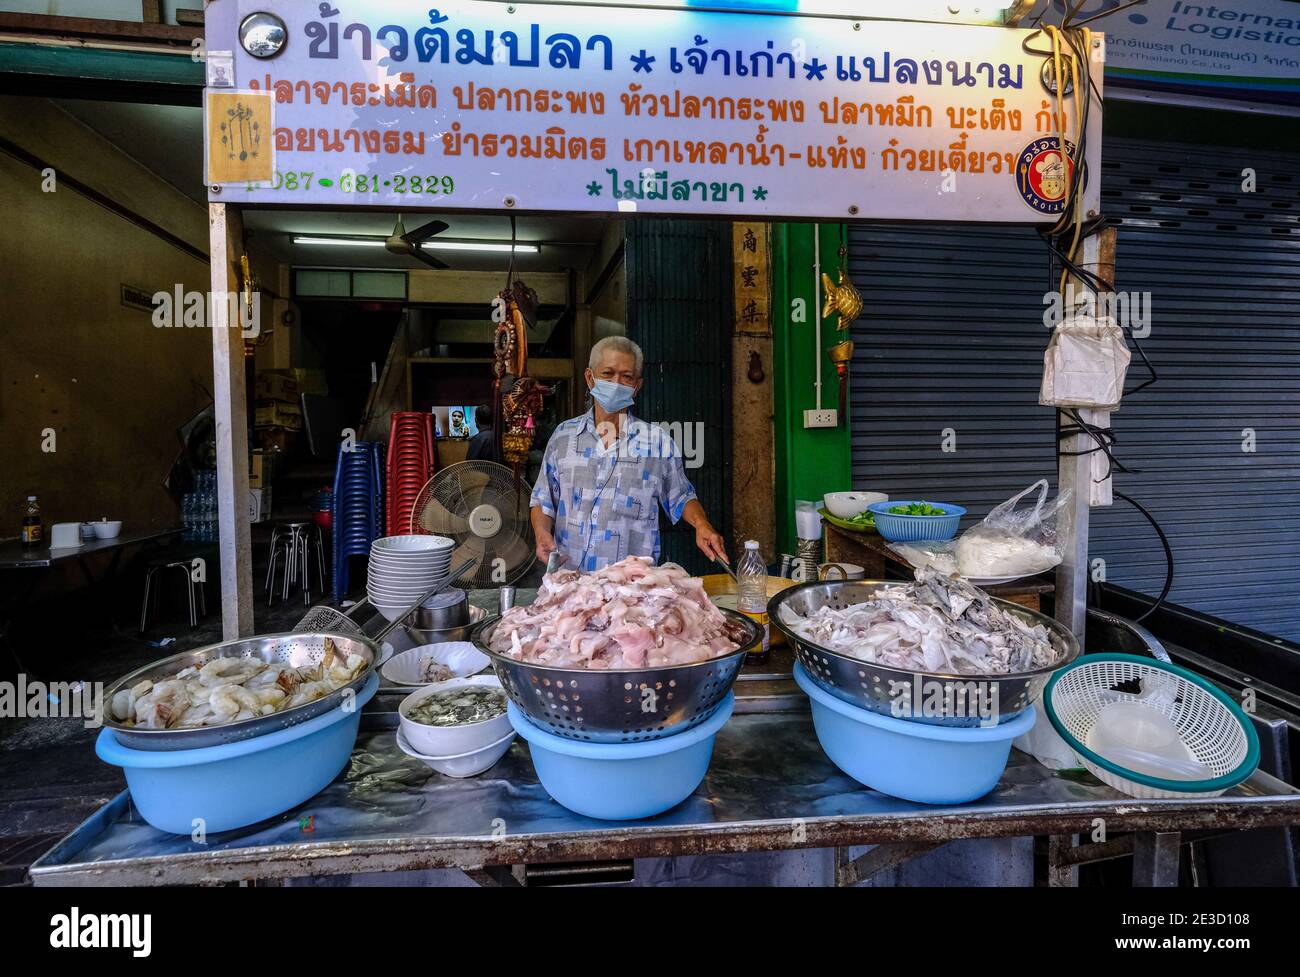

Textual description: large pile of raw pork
[489,556,749,669]
[783,569,1059,675]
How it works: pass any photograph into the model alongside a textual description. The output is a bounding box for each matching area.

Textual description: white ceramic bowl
[381,641,490,687]
[92,520,124,539]
[369,564,451,578]
[395,726,515,778]
[367,571,446,587]
[366,553,452,569]
[399,675,511,756]
[823,491,889,519]
[371,535,454,554]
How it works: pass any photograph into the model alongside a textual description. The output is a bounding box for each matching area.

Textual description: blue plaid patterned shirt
[530,410,698,571]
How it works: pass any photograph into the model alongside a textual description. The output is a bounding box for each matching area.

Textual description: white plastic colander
[1044,654,1259,799]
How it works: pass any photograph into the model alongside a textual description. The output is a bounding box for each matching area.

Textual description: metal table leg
[1132,831,1181,887]
[1047,834,1080,887]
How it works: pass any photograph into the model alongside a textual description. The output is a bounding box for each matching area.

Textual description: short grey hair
[588,335,643,376]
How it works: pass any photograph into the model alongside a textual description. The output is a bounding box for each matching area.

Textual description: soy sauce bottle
[21,495,43,550]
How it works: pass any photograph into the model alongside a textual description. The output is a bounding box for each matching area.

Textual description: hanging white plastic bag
[889,480,1069,580]
[1040,311,1131,410]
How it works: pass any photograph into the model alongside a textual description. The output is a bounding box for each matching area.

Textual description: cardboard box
[255,370,299,403]
[254,400,303,430]
[249,450,278,489]
[248,487,273,523]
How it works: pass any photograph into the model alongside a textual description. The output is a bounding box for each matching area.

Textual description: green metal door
[625,219,732,574]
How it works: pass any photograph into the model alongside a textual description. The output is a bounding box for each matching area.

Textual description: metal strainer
[770,580,1080,727]
[471,610,762,743]
[294,597,371,634]
[101,631,380,751]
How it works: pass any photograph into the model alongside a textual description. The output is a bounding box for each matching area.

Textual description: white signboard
[205,2,1103,222]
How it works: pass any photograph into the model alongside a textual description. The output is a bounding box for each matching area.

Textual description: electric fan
[409,461,536,588]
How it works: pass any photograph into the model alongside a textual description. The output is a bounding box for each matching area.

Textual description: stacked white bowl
[367,534,455,622]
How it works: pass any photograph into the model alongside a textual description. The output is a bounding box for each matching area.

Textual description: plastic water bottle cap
[745,540,759,549]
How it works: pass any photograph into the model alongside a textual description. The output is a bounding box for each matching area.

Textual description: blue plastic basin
[96,673,378,834]
[794,663,1033,804]
[509,694,733,821]
[868,500,965,542]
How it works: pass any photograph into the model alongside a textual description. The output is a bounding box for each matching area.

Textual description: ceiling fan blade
[406,247,450,270]
[402,218,450,243]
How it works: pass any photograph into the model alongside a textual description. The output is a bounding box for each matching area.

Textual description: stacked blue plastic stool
[331,441,385,600]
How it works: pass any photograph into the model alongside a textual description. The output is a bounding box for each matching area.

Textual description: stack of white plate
[367,534,454,622]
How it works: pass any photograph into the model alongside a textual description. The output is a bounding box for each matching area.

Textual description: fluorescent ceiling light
[425,241,539,254]
[294,236,386,247]
[294,236,538,253]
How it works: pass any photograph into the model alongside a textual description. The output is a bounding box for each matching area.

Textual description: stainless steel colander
[471,610,762,743]
[769,580,1080,727]
[101,631,381,751]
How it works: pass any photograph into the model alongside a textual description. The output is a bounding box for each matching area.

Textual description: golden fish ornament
[821,270,863,329]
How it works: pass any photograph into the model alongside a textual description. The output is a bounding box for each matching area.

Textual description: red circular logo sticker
[1015,138,1083,215]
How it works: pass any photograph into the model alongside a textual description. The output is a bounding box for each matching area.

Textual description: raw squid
[489,556,749,669]
[782,568,1059,675]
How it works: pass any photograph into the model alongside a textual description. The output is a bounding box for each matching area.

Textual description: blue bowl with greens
[868,500,965,542]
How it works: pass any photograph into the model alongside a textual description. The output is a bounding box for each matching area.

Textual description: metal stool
[266,521,326,605]
[139,559,206,633]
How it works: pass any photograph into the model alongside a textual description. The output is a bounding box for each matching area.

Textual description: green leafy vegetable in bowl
[846,510,876,528]
[888,502,949,517]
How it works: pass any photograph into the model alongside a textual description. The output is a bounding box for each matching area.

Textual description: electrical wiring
[1028,9,1177,624]
[1113,491,1175,622]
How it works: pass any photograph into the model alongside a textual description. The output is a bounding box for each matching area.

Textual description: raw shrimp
[198,657,267,687]
[111,679,154,722]
[209,683,262,720]
[134,680,191,729]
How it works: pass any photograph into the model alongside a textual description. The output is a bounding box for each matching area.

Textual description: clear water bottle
[736,539,770,666]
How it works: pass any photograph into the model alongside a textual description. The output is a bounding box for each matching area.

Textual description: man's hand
[695,523,728,564]
[535,531,558,565]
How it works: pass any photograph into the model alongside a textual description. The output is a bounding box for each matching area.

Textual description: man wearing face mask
[529,336,728,571]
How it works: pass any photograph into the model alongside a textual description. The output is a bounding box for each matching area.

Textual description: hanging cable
[1113,491,1175,622]
[1028,17,1177,625]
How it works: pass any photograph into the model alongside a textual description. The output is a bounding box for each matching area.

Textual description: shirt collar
[578,409,642,434]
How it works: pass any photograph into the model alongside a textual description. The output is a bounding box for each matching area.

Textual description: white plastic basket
[1045,654,1258,799]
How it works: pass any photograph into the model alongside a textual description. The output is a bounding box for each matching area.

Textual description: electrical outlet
[803,408,838,428]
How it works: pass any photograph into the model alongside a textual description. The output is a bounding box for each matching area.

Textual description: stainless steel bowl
[471,609,762,743]
[769,580,1080,727]
[406,604,488,645]
[411,588,468,630]
[101,631,381,751]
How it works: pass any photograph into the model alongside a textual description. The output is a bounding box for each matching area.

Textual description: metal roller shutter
[848,136,1300,640]
[626,219,733,575]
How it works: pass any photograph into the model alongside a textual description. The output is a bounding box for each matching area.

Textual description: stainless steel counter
[29,702,1300,886]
